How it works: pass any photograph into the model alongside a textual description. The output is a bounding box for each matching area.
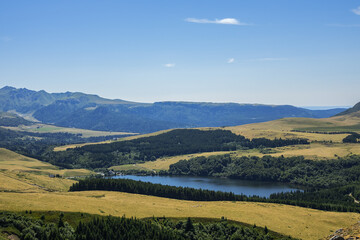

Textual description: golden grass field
[0,190,358,240]
[3,123,136,138]
[221,114,360,142]
[0,148,92,192]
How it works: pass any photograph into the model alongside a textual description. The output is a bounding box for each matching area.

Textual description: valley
[1,89,360,239]
[2,1,360,238]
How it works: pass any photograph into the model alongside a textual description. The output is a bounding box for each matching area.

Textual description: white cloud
[227,58,235,63]
[185,18,249,26]
[352,6,360,15]
[164,63,175,68]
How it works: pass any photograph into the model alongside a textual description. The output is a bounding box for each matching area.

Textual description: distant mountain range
[0,86,348,133]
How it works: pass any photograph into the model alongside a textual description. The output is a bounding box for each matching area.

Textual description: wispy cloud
[164,63,175,68]
[185,18,249,26]
[227,58,235,63]
[0,36,11,42]
[352,6,360,15]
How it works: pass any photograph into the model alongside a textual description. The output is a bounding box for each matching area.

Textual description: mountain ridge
[0,86,348,133]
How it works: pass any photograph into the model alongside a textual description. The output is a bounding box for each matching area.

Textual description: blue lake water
[111,175,300,198]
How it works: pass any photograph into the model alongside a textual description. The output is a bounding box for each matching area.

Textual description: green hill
[0,112,33,126]
[336,101,360,116]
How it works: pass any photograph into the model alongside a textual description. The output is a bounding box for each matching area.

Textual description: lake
[111,175,300,198]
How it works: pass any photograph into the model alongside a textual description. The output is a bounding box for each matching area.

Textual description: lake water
[111,175,300,198]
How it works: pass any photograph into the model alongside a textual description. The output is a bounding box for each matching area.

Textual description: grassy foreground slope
[0,148,92,192]
[0,191,359,240]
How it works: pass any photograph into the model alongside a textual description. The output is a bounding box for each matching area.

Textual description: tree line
[0,212,293,240]
[69,178,360,213]
[343,132,360,143]
[0,211,74,240]
[168,154,360,188]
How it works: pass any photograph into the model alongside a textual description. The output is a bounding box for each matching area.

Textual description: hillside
[0,190,358,240]
[223,112,360,141]
[0,86,347,133]
[107,111,360,172]
[0,112,33,126]
[0,148,92,192]
[336,101,360,116]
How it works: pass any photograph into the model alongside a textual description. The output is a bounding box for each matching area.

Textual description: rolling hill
[0,86,347,133]
[336,101,360,116]
[0,148,92,192]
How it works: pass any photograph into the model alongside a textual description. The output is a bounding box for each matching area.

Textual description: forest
[0,128,309,169]
[0,211,293,240]
[40,129,308,169]
[0,126,130,165]
[343,132,360,143]
[168,154,360,188]
[69,178,360,213]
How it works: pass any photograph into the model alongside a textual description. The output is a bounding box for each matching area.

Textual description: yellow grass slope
[0,148,92,192]
[0,148,92,177]
[0,172,43,192]
[0,191,358,240]
[222,114,360,142]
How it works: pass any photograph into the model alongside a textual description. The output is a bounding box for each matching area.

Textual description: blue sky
[0,0,359,107]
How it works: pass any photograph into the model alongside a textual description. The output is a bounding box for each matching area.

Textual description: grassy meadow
[222,115,360,142]
[0,148,92,192]
[0,190,358,240]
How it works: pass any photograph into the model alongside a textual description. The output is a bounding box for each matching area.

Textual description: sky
[0,0,359,107]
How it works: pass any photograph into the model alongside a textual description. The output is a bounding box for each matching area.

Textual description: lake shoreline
[110,174,302,198]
